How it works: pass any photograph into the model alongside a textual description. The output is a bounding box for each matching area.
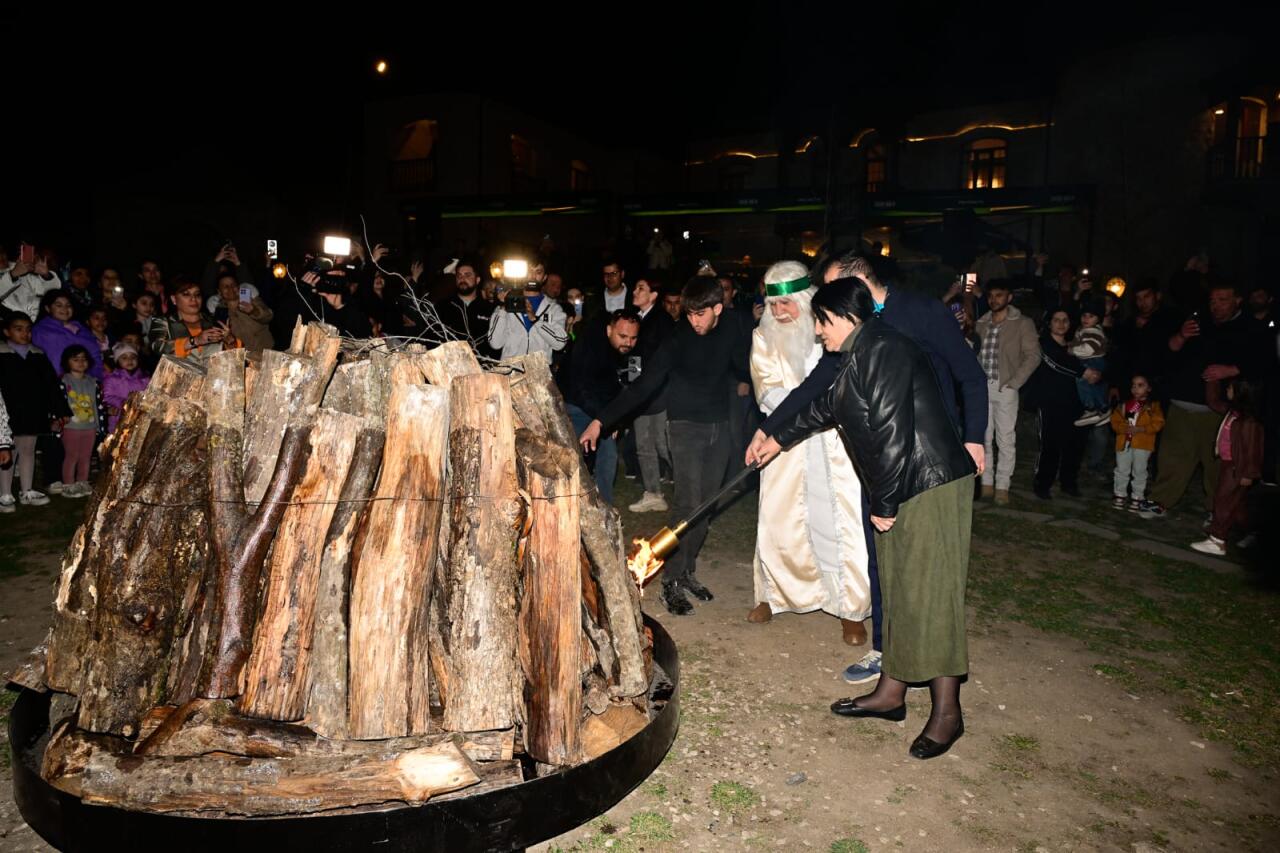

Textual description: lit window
[866,144,887,193]
[388,120,438,192]
[966,139,1007,189]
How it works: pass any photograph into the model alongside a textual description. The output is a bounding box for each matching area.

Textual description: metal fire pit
[8,615,678,853]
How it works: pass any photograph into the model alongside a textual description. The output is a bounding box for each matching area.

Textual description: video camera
[308,236,357,296]
[504,282,542,314]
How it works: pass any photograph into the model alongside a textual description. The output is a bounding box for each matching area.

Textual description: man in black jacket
[581,277,750,615]
[584,258,631,326]
[561,309,641,506]
[432,259,494,355]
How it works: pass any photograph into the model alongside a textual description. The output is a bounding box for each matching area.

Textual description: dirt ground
[3,441,1278,852]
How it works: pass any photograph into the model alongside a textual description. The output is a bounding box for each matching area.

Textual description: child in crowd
[0,313,72,510]
[1192,378,1263,555]
[58,345,105,499]
[1071,300,1110,426]
[1110,374,1164,511]
[87,307,113,367]
[102,342,150,433]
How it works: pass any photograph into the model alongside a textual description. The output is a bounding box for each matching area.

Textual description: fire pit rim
[8,614,679,853]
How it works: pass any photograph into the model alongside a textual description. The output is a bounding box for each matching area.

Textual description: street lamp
[375,59,388,75]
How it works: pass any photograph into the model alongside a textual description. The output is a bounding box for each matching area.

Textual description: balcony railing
[1207,137,1266,181]
[389,158,435,193]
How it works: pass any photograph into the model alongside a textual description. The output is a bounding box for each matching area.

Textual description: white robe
[750,328,871,620]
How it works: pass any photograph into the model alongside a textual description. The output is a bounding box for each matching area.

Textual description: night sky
[6,6,1263,260]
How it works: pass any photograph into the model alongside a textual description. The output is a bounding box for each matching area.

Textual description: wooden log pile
[12,327,655,817]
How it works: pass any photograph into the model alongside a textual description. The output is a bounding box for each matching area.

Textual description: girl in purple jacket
[101,343,150,433]
[31,291,104,379]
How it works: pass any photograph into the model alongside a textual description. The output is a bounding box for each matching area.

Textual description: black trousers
[1034,408,1085,493]
[666,420,730,586]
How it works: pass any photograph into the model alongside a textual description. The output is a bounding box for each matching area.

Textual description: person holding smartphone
[1,246,62,321]
[148,277,239,362]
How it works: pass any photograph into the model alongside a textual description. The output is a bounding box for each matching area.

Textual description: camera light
[489,261,504,280]
[323,236,352,256]
[1081,267,1090,277]
[375,60,388,75]
[272,263,288,280]
[682,230,691,240]
[502,259,528,281]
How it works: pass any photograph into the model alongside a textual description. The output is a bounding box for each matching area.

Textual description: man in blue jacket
[747,251,987,685]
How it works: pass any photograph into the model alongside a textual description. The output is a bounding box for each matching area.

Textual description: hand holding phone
[964,273,977,293]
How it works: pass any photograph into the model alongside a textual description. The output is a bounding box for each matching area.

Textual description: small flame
[627,538,665,592]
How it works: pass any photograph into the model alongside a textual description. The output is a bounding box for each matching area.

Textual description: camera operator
[296,267,374,339]
[487,277,567,361]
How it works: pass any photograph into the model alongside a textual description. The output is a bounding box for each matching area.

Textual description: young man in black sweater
[580,277,750,615]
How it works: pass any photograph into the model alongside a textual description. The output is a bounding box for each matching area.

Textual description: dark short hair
[61,344,92,373]
[635,272,664,295]
[601,257,623,271]
[607,308,642,327]
[1208,280,1242,298]
[39,290,72,314]
[1132,277,1160,296]
[811,276,877,325]
[455,257,481,277]
[681,276,723,312]
[3,312,32,329]
[985,278,1012,293]
[168,275,201,297]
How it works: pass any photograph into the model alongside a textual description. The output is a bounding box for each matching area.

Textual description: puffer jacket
[772,317,976,518]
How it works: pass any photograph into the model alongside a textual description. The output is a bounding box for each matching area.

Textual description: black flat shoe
[830,698,907,720]
[683,578,714,602]
[909,720,964,759]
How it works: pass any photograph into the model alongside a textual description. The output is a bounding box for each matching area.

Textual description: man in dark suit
[584,257,631,326]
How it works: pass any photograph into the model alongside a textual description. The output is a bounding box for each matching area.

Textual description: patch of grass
[710,780,759,813]
[967,512,1280,768]
[1001,734,1040,752]
[628,811,675,843]
[645,781,668,799]
[830,839,870,853]
[886,783,915,804]
[1206,767,1232,781]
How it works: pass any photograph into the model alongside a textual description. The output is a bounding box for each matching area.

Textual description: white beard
[767,315,820,380]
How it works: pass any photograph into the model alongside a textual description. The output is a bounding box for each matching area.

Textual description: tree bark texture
[441,373,525,733]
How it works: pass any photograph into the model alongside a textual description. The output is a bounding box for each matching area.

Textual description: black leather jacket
[772,317,975,518]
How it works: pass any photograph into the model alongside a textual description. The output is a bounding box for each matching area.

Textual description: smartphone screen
[19,243,35,264]
[964,273,977,292]
[267,239,278,259]
[239,285,252,304]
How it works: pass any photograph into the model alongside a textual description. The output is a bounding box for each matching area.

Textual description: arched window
[966,138,1006,189]
[388,120,438,192]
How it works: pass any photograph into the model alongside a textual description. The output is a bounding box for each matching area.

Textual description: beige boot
[994,488,1010,506]
[747,603,773,623]
[981,484,995,500]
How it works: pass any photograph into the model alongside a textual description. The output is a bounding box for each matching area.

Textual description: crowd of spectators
[1,235,1274,565]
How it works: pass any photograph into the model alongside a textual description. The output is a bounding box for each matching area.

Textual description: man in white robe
[749,261,871,645]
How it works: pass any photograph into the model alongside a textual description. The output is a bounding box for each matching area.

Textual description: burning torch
[627,462,760,590]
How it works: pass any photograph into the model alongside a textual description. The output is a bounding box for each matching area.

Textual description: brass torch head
[648,526,683,561]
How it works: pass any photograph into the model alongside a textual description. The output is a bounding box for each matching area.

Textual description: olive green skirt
[874,475,973,683]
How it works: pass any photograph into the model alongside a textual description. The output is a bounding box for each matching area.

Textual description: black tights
[853,674,963,741]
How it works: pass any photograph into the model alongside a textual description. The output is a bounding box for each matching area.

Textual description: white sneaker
[46,481,65,495]
[63,482,90,499]
[18,490,50,506]
[1073,409,1110,427]
[1190,536,1226,556]
[0,494,15,513]
[628,491,669,513]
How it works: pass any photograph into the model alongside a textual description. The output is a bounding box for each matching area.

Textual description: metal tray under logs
[8,615,679,853]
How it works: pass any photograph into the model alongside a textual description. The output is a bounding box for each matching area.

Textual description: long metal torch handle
[677,461,759,532]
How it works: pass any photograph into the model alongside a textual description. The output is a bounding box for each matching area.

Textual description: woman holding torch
[749,276,976,760]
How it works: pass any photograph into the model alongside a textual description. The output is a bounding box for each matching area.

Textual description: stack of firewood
[8,324,657,817]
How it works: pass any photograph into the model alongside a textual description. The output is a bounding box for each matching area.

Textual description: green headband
[765,276,810,297]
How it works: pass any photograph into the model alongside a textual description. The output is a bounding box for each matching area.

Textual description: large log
[44,384,197,695]
[347,366,450,738]
[515,430,583,766]
[413,340,482,387]
[41,717,129,797]
[441,373,525,733]
[75,397,211,736]
[78,742,480,816]
[306,359,389,739]
[137,699,513,762]
[200,338,338,699]
[238,410,361,720]
[506,353,647,698]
